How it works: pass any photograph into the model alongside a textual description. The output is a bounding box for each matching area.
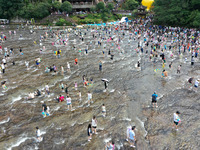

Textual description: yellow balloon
[142,0,154,10]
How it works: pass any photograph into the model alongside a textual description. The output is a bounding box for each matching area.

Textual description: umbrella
[101,79,109,82]
[1,81,6,85]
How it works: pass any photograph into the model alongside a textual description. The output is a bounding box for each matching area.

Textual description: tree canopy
[96,2,105,12]
[52,1,62,11]
[18,2,51,19]
[123,0,139,11]
[107,3,114,11]
[0,0,24,19]
[60,1,72,13]
[0,0,74,20]
[153,0,200,28]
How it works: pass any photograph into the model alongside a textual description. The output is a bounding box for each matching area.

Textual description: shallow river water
[0,25,199,150]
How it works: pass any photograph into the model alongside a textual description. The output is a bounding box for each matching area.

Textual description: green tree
[191,0,200,11]
[101,12,108,22]
[153,0,200,28]
[96,2,105,12]
[52,1,61,11]
[123,0,138,11]
[33,2,51,19]
[60,1,72,13]
[107,3,114,11]
[193,12,200,27]
[90,7,96,12]
[18,3,35,19]
[136,0,142,4]
[0,0,24,19]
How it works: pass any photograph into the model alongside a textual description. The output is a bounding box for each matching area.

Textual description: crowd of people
[0,16,199,148]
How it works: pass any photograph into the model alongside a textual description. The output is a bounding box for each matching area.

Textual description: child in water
[74,82,78,90]
[102,104,106,117]
[36,127,42,142]
[78,91,82,100]
[162,70,168,78]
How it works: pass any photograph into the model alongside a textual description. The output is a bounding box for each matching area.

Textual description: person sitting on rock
[27,92,34,100]
[35,89,41,96]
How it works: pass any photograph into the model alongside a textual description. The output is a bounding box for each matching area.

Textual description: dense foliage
[52,1,62,11]
[56,18,72,26]
[0,0,72,20]
[122,0,139,11]
[19,2,51,19]
[107,3,114,11]
[91,2,115,22]
[0,0,200,28]
[70,13,130,25]
[96,2,105,12]
[153,0,200,28]
[0,0,23,19]
[60,1,72,13]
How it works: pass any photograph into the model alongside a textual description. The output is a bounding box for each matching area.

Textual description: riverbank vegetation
[0,0,72,20]
[0,0,199,28]
[153,0,200,28]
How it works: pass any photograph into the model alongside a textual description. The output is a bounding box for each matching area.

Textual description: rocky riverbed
[0,25,199,150]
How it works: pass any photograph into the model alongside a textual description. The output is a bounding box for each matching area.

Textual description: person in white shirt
[66,95,72,110]
[2,58,6,65]
[25,61,29,69]
[91,115,97,134]
[67,62,70,72]
[27,92,34,100]
[45,85,50,95]
[173,111,180,130]
[177,65,181,74]
[1,63,5,74]
[87,91,93,106]
[36,127,42,142]
[79,91,82,100]
[102,104,106,117]
[194,79,199,92]
[61,65,64,76]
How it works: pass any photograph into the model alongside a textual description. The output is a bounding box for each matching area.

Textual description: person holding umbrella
[102,79,109,92]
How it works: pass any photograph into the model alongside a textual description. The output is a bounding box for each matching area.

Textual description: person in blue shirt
[152,91,158,108]
[129,126,136,148]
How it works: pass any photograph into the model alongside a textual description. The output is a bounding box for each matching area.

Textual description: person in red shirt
[75,58,78,65]
[59,95,64,102]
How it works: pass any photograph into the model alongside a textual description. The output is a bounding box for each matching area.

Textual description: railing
[72,2,95,9]
[112,10,132,13]
[71,2,94,5]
